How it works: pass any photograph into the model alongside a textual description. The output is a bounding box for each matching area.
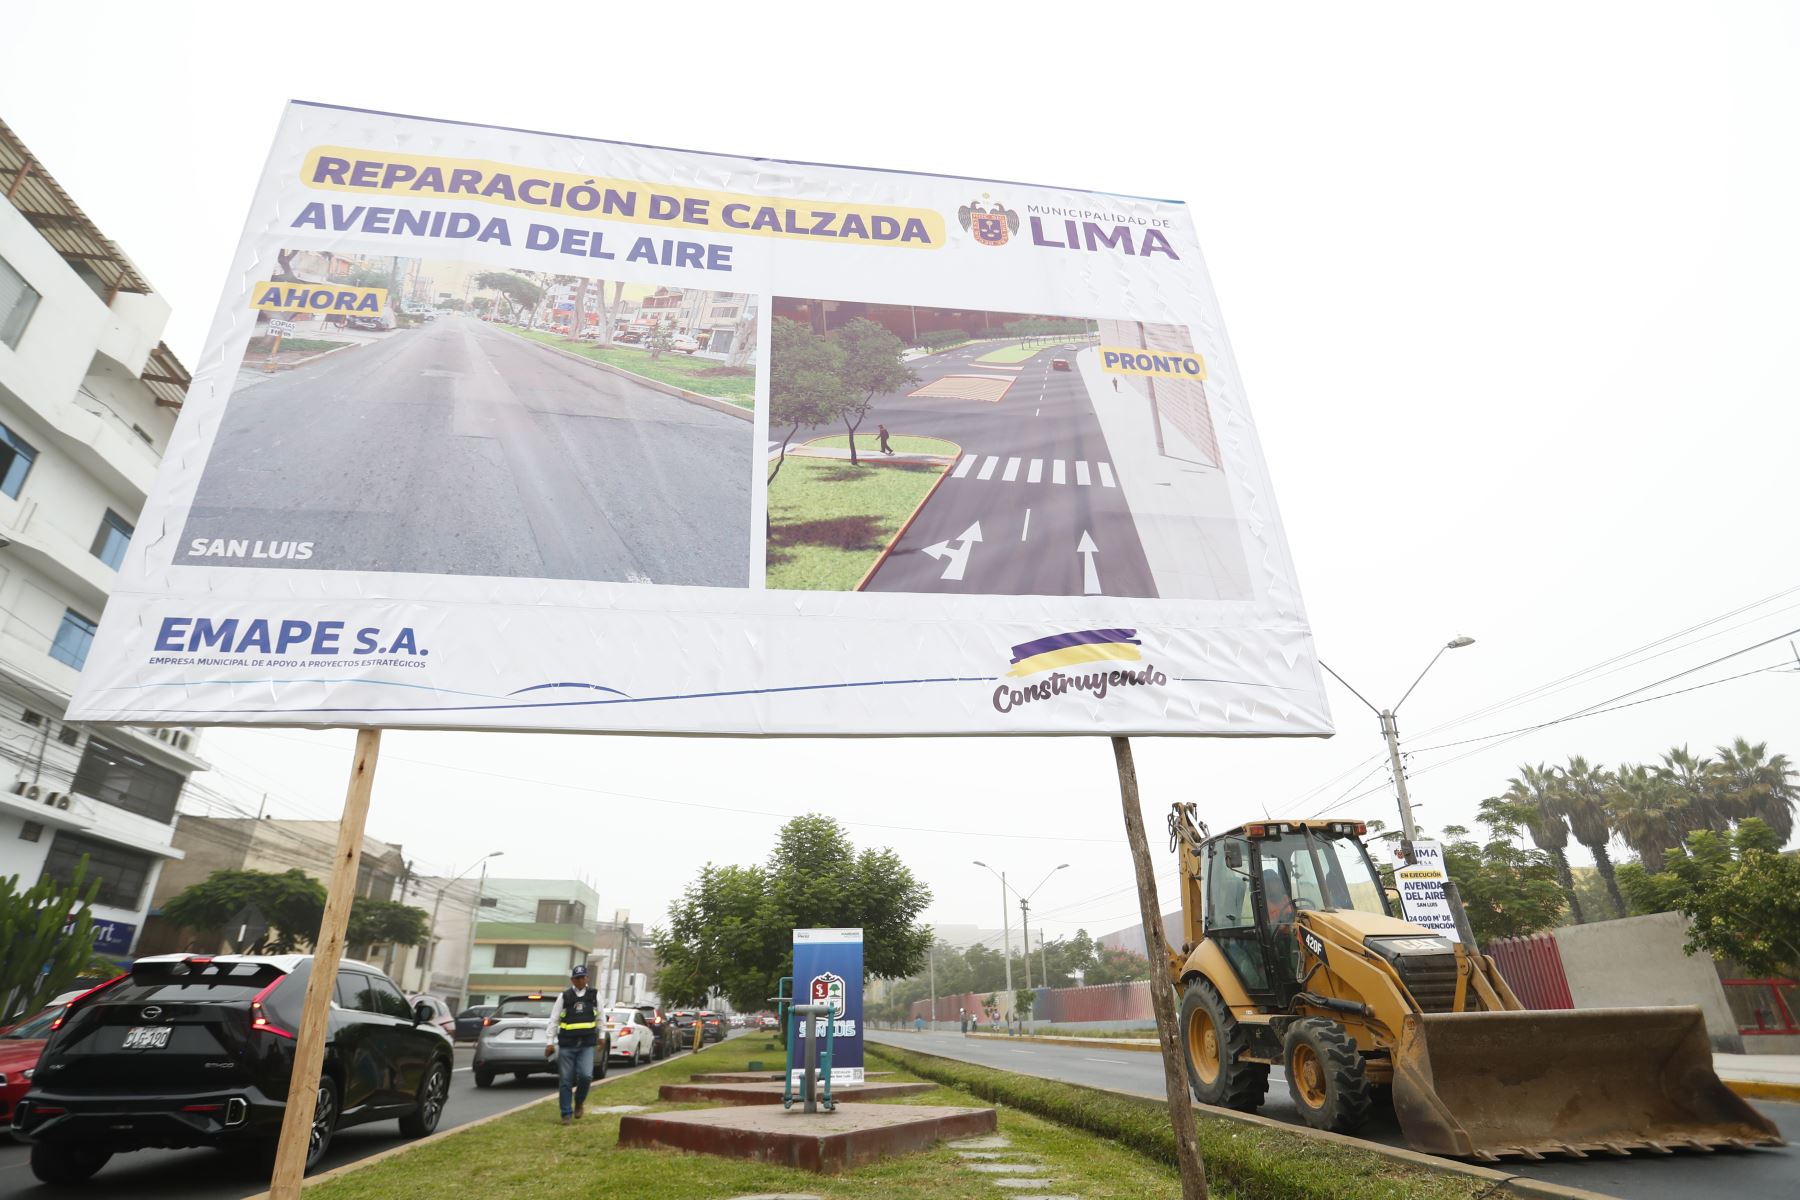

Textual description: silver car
[472,993,610,1088]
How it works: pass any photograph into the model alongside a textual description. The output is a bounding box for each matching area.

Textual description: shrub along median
[297,1037,1188,1200]
[506,327,755,405]
[868,1043,1498,1200]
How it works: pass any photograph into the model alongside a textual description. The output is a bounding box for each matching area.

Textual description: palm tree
[1604,764,1685,872]
[1652,745,1729,834]
[1714,738,1797,846]
[1500,763,1584,923]
[1559,756,1623,918]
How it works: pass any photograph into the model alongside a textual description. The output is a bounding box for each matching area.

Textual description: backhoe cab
[1164,802,1782,1160]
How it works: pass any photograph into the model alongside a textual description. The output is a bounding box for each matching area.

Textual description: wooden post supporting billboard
[267,728,382,1199]
[1112,736,1210,1200]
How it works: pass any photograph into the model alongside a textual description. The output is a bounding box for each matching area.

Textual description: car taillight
[250,975,295,1039]
[49,972,128,1031]
[482,1017,494,1027]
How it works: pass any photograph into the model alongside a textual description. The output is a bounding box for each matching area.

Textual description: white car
[604,1007,656,1065]
[669,334,701,355]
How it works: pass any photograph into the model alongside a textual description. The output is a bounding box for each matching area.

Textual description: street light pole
[460,857,497,1009]
[423,851,501,998]
[1321,636,1474,859]
[972,862,1013,997]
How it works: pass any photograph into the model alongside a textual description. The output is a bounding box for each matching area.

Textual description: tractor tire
[1282,1018,1373,1134]
[1178,978,1268,1111]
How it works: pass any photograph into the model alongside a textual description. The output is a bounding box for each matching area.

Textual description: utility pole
[459,858,493,1010]
[1379,708,1417,847]
[1019,897,1033,991]
[927,942,936,1027]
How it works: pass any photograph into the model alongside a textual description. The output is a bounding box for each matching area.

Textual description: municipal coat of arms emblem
[809,971,846,1017]
[959,200,1020,247]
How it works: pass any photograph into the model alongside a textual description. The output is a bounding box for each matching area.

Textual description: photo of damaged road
[766,299,1252,601]
[181,253,756,587]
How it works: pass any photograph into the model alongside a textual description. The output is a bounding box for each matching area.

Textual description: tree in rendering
[0,861,102,1023]
[1558,756,1625,918]
[651,813,932,1014]
[829,318,918,465]
[473,271,542,323]
[645,320,676,360]
[767,318,855,486]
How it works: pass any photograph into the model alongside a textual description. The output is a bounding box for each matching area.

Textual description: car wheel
[473,1067,494,1088]
[306,1077,341,1173]
[400,1059,450,1137]
[29,1141,113,1185]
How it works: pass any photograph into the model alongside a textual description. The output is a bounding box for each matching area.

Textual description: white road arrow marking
[922,521,984,581]
[1077,530,1101,594]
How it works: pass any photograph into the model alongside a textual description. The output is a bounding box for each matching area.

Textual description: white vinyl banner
[69,101,1331,736]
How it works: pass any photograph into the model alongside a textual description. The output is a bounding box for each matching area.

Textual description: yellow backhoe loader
[1164,803,1783,1160]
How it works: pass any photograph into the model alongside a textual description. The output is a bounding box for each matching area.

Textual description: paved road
[857,343,1157,597]
[869,1029,1798,1200]
[0,1041,698,1199]
[183,317,752,586]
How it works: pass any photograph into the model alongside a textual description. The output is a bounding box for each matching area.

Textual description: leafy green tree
[828,318,918,465]
[1617,819,1800,976]
[767,318,855,485]
[163,869,430,958]
[1496,764,1583,923]
[1713,738,1796,846]
[1013,987,1036,1020]
[346,897,431,950]
[651,814,932,1013]
[1604,764,1687,872]
[0,862,102,1023]
[1439,820,1566,942]
[1085,944,1152,985]
[1558,756,1624,918]
[162,869,328,954]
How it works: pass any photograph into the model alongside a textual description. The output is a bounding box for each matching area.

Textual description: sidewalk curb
[241,1045,716,1196]
[968,1031,1158,1052]
[1725,1078,1800,1103]
[509,332,754,422]
[870,1040,1625,1200]
[853,446,960,592]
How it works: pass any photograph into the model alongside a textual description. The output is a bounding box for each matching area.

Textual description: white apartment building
[0,118,202,960]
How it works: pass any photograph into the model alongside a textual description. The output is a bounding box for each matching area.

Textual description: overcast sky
[4,3,1795,947]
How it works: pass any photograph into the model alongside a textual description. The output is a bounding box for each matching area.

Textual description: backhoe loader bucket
[1391,1007,1783,1161]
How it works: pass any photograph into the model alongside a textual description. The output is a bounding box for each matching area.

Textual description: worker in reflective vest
[543,963,605,1123]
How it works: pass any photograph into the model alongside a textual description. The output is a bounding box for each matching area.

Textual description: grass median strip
[506,327,755,405]
[767,456,945,590]
[868,1043,1498,1200]
[302,1038,1189,1199]
[803,434,959,457]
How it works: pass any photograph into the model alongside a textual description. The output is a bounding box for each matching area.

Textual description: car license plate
[512,1027,536,1040]
[123,1026,172,1049]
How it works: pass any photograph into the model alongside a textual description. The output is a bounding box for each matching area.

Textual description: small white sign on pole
[1392,839,1461,943]
[266,319,298,337]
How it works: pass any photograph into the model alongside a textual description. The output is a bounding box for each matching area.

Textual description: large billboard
[68,101,1331,736]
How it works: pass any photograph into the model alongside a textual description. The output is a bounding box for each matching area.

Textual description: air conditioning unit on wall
[45,791,69,809]
[174,732,194,752]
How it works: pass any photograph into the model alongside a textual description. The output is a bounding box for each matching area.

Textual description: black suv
[13,953,454,1184]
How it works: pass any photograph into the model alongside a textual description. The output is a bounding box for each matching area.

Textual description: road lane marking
[953,454,978,479]
[1053,460,1067,485]
[1075,460,1091,486]
[1021,508,1031,541]
[1002,456,1021,481]
[1008,1049,1036,1055]
[1083,1056,1128,1064]
[1078,531,1101,594]
[1027,458,1043,483]
[1098,462,1116,488]
[977,455,1000,480]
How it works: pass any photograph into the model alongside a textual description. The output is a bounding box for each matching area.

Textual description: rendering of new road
[860,342,1157,598]
[869,1030,1799,1200]
[182,316,753,586]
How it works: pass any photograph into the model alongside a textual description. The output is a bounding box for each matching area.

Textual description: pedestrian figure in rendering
[544,963,600,1125]
[1112,377,1119,392]
[878,424,894,455]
